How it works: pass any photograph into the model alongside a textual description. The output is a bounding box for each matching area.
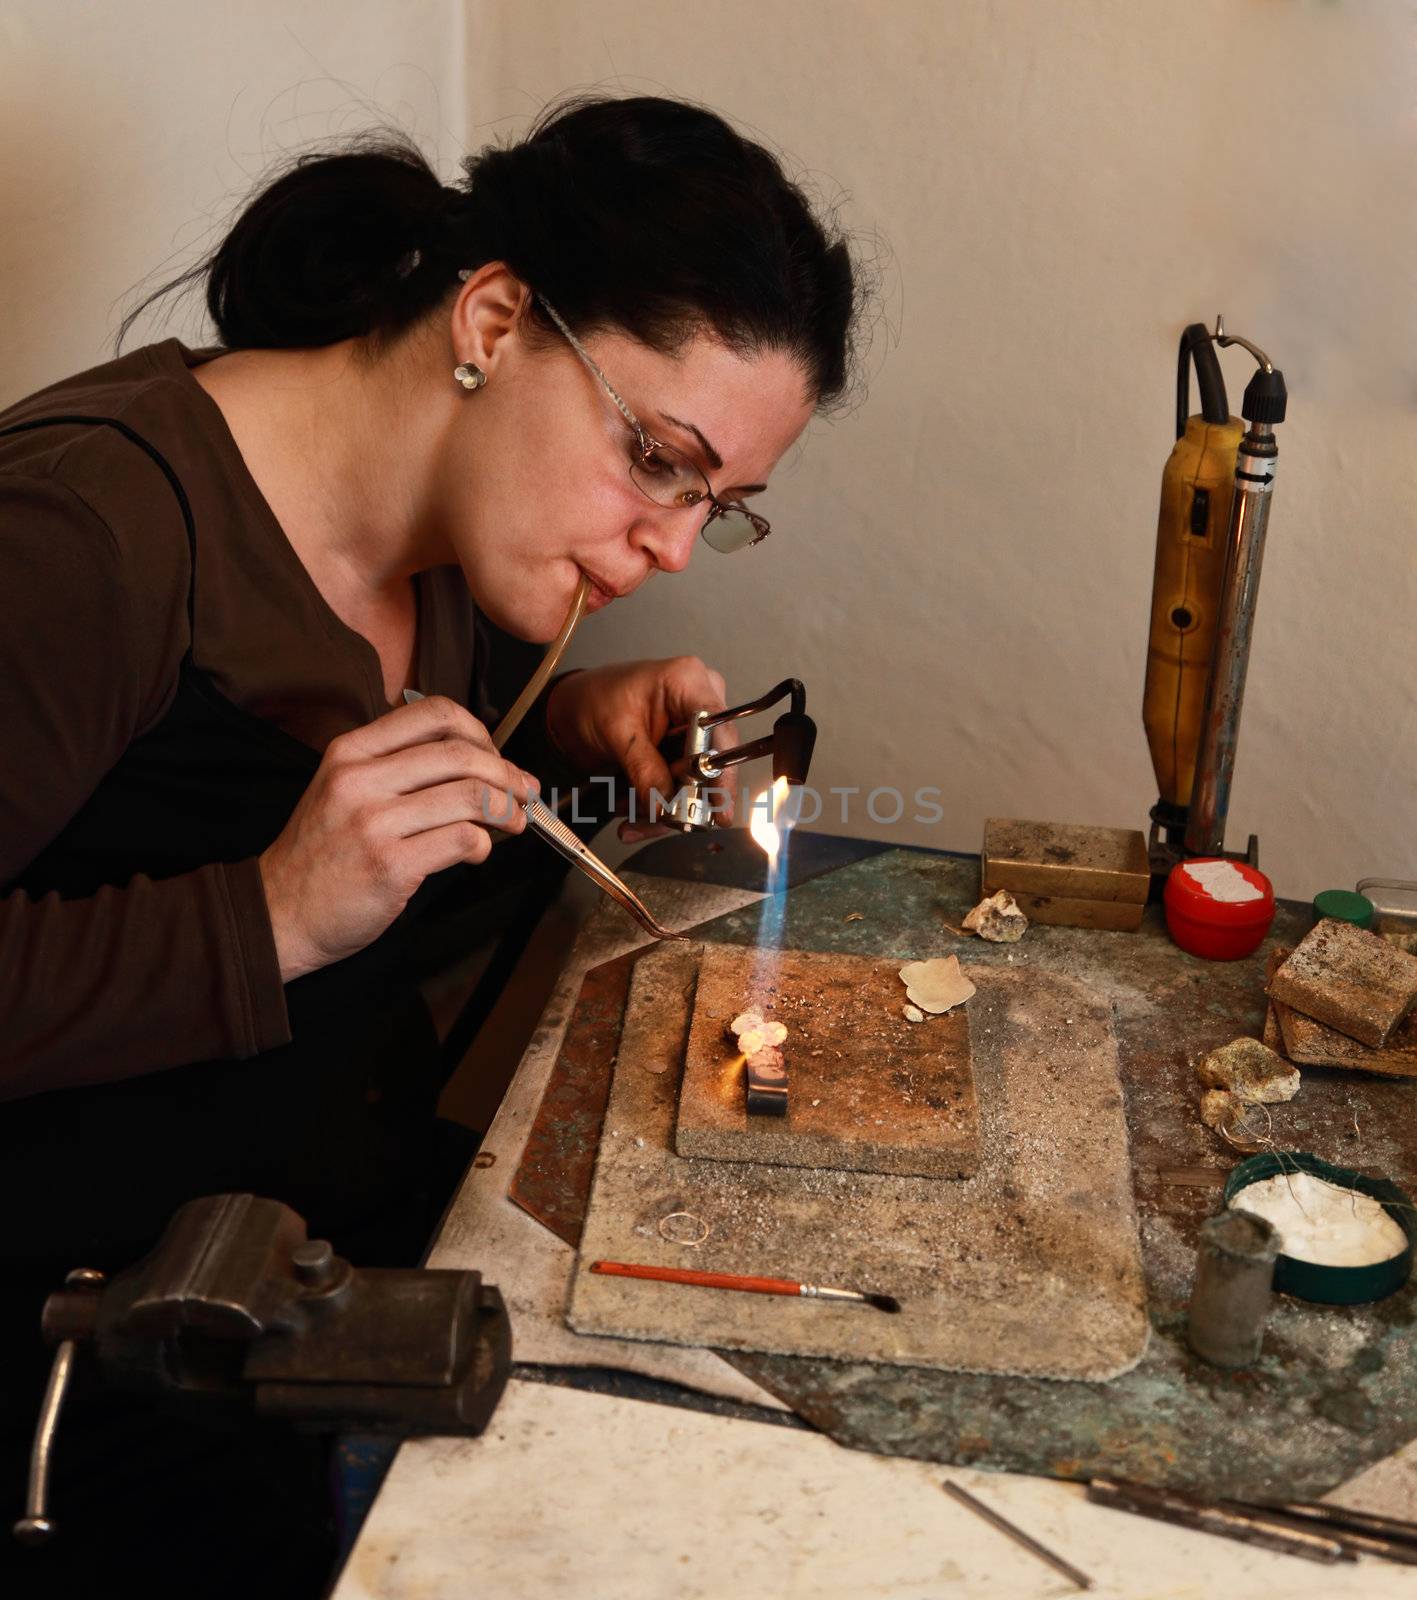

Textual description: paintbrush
[589,1259,900,1312]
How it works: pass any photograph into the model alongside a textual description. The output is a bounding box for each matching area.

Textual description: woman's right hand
[257,695,539,983]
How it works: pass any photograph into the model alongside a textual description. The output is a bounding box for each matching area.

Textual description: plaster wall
[0,2,465,382]
[467,0,1417,901]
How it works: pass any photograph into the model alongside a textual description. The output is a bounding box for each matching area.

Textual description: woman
[0,94,856,1591]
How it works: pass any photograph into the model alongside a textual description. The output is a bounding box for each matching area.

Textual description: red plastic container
[1164,859,1275,960]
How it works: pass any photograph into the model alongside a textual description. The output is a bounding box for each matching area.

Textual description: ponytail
[121,134,461,352]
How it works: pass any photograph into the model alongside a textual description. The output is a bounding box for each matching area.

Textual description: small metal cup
[1187,1208,1280,1368]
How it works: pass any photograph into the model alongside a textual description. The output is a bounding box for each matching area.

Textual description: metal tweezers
[522,794,684,941]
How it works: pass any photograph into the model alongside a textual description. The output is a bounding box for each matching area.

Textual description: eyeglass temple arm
[535,295,644,433]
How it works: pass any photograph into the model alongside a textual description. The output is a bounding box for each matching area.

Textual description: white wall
[0,1,465,386]
[466,0,1417,902]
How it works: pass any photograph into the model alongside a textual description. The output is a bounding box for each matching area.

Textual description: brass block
[1003,891,1146,932]
[982,819,1150,905]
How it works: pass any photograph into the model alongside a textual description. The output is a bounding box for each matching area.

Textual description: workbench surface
[333,834,1417,1599]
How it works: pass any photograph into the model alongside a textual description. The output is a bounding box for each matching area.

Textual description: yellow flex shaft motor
[1143,324,1241,857]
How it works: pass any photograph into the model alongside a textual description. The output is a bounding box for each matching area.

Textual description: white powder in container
[1180,859,1265,903]
[1229,1170,1407,1268]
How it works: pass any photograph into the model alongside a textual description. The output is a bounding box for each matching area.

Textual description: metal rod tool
[1184,318,1288,857]
[941,1480,1094,1591]
[1088,1478,1355,1565]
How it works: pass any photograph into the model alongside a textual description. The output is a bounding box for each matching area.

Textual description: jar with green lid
[1312,889,1375,929]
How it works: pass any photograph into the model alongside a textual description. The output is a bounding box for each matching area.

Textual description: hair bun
[203,140,450,349]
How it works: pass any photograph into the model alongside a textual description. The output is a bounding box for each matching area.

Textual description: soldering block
[1276,999,1417,1079]
[1267,918,1417,1049]
[1262,1003,1285,1055]
[675,944,979,1179]
[982,819,1150,928]
[1266,942,1417,1078]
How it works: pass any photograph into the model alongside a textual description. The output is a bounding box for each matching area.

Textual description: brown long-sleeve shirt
[0,339,562,1100]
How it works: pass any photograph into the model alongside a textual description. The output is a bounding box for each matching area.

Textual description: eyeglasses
[536,296,771,553]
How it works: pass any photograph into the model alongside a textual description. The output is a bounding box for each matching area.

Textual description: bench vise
[13,1192,511,1544]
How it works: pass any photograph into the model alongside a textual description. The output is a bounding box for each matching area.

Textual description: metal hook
[1212,315,1274,375]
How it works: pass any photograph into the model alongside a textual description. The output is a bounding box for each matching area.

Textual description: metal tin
[1225,1152,1415,1307]
[982,819,1150,905]
[1356,879,1417,939]
[1313,889,1375,930]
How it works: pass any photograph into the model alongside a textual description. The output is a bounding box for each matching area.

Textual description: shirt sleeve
[0,475,290,1100]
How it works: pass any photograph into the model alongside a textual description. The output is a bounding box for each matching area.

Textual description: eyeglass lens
[628,441,707,510]
[701,509,763,553]
[629,440,764,552]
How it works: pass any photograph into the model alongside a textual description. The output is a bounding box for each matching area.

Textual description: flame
[749,776,792,860]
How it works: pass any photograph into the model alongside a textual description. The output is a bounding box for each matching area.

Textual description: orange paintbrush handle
[589,1260,800,1297]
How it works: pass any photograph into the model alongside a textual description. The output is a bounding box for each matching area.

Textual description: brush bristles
[867,1293,902,1313]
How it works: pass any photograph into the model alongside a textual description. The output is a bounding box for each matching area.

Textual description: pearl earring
[453,363,487,392]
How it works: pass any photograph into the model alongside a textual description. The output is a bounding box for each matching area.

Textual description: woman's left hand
[545,658,738,839]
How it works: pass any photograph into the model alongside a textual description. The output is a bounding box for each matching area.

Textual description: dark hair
[122,96,860,407]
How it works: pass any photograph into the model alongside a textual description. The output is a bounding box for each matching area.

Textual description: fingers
[383,776,529,840]
[374,735,538,805]
[619,656,731,813]
[398,819,497,880]
[660,657,729,723]
[618,726,676,816]
[330,694,500,763]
